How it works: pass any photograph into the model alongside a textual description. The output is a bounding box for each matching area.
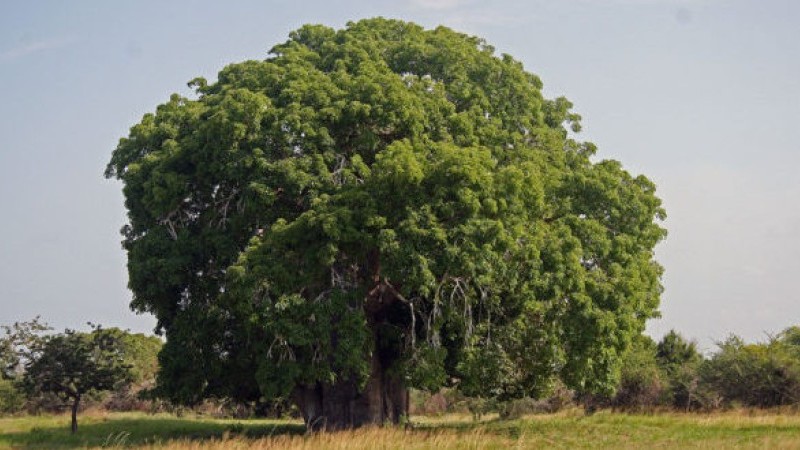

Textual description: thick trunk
[292,252,410,431]
[293,349,408,431]
[70,396,80,434]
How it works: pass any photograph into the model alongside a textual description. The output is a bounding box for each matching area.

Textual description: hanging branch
[331,154,348,187]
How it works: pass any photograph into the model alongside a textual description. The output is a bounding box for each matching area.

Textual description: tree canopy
[22,327,132,433]
[106,18,666,429]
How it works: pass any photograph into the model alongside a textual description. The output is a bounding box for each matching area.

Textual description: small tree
[656,330,702,409]
[23,326,132,433]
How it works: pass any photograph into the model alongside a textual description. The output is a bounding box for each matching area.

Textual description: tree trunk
[292,348,408,431]
[291,259,411,431]
[71,396,80,434]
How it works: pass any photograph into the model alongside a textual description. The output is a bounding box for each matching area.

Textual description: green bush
[0,378,25,415]
[701,333,800,407]
[609,336,666,411]
[656,330,702,410]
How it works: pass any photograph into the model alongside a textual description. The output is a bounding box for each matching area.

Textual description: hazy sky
[1,0,798,350]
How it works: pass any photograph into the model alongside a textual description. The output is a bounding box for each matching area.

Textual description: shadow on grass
[1,416,306,449]
[2,414,551,449]
[3,415,511,449]
[412,416,527,439]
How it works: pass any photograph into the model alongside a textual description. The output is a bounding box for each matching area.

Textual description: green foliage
[23,327,132,400]
[99,329,162,412]
[252,290,372,399]
[657,330,701,374]
[656,330,702,409]
[0,378,24,415]
[107,18,666,407]
[779,326,800,349]
[117,331,162,385]
[608,335,665,410]
[700,332,800,407]
[22,326,133,431]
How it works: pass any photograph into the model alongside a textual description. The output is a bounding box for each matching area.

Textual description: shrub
[656,330,702,410]
[546,381,576,412]
[0,378,24,414]
[609,335,666,411]
[700,334,800,407]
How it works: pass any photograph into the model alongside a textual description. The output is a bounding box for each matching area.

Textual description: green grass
[482,411,800,448]
[0,412,304,449]
[3,410,800,449]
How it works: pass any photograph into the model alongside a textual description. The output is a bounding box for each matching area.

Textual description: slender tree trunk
[71,396,80,434]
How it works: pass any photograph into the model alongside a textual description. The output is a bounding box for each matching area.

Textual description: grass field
[3,409,800,449]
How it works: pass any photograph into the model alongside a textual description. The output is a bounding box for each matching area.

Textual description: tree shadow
[1,416,306,449]
[411,418,506,434]
[2,414,529,448]
[410,415,536,440]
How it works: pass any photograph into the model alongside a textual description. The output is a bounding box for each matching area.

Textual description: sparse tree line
[4,316,800,430]
[0,318,161,432]
[0,317,287,431]
[606,327,800,412]
[411,326,800,417]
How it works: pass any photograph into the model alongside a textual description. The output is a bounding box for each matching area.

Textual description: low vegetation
[0,319,162,429]
[4,410,800,449]
[7,319,800,429]
[603,326,800,412]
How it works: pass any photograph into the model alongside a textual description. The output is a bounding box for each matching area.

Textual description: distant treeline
[0,318,162,418]
[412,326,800,417]
[3,318,800,419]
[607,327,800,411]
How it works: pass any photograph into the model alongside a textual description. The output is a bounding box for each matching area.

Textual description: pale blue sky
[1,0,798,350]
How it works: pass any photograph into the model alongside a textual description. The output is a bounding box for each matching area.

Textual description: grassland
[3,409,800,449]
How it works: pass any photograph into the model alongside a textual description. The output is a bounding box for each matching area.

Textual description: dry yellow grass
[142,427,515,450]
